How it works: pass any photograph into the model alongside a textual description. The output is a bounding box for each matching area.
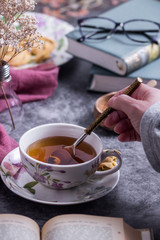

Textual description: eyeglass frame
[77,16,160,44]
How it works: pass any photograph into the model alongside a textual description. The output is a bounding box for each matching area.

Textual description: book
[66,0,160,76]
[88,56,160,92]
[0,213,153,240]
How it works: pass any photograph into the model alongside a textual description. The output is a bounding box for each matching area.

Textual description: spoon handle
[85,77,143,135]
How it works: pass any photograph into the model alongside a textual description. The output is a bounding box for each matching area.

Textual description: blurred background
[35,0,128,25]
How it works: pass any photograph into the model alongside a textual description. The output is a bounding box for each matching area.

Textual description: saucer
[0,148,120,205]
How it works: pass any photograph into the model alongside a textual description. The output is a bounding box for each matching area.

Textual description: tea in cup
[19,123,122,189]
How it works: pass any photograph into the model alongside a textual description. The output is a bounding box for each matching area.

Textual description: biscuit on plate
[4,36,55,66]
[4,49,32,66]
[31,36,56,63]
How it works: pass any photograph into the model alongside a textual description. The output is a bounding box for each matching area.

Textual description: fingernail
[108,96,115,106]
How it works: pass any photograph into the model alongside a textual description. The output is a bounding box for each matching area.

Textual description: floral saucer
[0,148,120,205]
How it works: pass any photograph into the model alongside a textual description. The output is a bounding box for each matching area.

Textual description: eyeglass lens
[79,17,116,41]
[124,20,160,43]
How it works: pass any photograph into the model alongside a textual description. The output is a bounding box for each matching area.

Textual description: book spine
[124,42,160,74]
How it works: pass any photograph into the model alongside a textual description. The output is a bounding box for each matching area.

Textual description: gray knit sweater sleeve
[140,101,160,172]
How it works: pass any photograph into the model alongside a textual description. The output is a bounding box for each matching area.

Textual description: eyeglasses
[77,16,160,44]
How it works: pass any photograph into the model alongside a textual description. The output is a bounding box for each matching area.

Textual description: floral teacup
[19,123,122,189]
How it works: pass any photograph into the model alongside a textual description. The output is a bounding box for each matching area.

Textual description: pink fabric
[0,124,18,163]
[0,63,59,164]
[11,63,59,102]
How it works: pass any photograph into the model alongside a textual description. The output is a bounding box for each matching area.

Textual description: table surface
[1,2,160,240]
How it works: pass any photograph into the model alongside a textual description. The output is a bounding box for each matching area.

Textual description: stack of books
[66,0,160,92]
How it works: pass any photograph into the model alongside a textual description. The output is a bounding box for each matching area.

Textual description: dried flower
[0,0,42,64]
[0,0,42,130]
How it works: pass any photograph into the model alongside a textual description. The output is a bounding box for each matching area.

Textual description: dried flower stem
[0,0,42,130]
[0,83,15,129]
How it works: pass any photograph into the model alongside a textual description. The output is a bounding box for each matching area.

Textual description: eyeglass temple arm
[141,32,159,44]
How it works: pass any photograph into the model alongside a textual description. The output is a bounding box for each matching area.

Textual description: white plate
[0,148,120,205]
[16,12,74,68]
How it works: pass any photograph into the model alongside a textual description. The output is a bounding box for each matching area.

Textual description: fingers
[107,94,137,115]
[104,110,126,128]
[107,115,140,141]
[104,106,141,142]
[114,118,132,134]
[118,129,141,142]
[104,110,141,141]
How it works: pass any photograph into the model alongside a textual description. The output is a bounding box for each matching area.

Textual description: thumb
[108,94,138,116]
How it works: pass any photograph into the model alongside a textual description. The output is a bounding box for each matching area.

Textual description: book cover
[88,57,160,93]
[66,0,160,76]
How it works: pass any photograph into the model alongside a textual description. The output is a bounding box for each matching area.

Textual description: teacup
[19,123,122,189]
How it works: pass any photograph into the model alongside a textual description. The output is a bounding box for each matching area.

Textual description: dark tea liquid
[26,136,96,165]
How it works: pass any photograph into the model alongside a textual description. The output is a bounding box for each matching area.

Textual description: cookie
[31,36,56,63]
[4,49,32,66]
[4,36,55,66]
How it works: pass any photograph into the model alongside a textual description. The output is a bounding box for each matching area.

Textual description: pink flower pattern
[2,160,24,179]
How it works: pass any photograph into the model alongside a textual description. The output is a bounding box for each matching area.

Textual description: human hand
[103,83,160,142]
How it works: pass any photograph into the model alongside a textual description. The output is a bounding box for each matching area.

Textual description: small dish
[94,92,116,130]
[0,148,120,205]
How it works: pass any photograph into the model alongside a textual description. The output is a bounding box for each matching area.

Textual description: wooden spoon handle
[85,77,143,135]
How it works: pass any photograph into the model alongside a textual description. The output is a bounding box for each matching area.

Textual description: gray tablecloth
[0,58,159,240]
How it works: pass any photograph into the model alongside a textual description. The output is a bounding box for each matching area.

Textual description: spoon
[64,77,143,156]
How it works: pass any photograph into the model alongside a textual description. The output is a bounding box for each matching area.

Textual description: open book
[0,214,153,240]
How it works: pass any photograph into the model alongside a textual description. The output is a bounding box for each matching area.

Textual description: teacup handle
[95,149,122,176]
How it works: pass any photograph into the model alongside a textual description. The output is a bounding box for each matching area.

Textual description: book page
[140,229,153,240]
[41,214,126,240]
[123,222,142,240]
[0,214,40,240]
